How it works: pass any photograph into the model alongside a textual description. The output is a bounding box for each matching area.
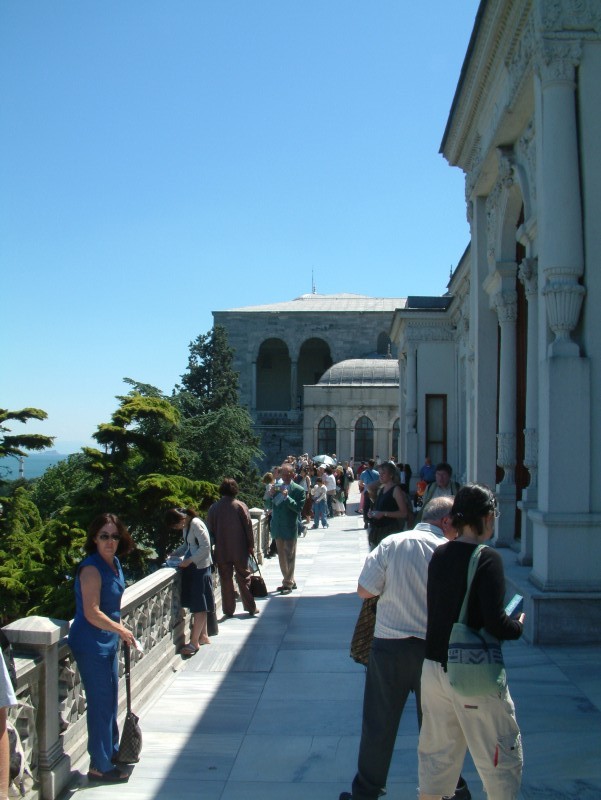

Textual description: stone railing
[2,510,268,800]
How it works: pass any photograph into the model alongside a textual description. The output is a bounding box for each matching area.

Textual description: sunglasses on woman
[98,533,121,541]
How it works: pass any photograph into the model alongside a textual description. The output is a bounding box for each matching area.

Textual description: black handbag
[349,596,378,665]
[116,644,142,764]
[249,555,268,597]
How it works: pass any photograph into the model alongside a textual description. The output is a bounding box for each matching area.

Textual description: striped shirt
[358,523,446,640]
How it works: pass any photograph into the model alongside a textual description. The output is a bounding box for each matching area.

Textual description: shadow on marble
[131,731,242,780]
[273,648,367,673]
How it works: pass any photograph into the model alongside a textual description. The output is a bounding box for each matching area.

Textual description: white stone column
[493,288,518,546]
[538,39,585,357]
[404,341,419,475]
[404,342,417,433]
[530,37,594,592]
[517,257,539,565]
[469,197,498,487]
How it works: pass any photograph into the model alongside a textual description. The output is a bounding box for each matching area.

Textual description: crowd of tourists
[0,451,526,800]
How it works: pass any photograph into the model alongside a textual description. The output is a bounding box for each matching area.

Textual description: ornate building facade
[391,0,601,643]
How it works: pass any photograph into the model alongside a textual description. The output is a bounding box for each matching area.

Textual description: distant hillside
[0,450,68,481]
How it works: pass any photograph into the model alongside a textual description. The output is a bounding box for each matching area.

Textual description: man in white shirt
[323,467,337,518]
[340,497,470,800]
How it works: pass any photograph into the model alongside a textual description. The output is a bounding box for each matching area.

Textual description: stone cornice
[404,322,456,344]
[442,0,532,174]
[537,0,601,34]
[445,0,600,198]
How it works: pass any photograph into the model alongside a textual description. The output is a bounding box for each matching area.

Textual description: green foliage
[178,324,240,414]
[174,325,263,505]
[178,405,263,504]
[0,489,88,623]
[0,407,55,480]
[29,453,93,519]
[63,387,219,568]
[1,330,266,622]
[134,473,219,563]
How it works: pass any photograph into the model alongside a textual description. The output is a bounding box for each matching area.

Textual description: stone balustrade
[2,510,268,800]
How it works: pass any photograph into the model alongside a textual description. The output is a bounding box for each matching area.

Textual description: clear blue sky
[1,1,480,453]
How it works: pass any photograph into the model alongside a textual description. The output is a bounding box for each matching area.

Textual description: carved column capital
[494,290,518,324]
[542,277,586,346]
[497,432,516,485]
[523,427,539,488]
[536,38,582,86]
[518,258,539,298]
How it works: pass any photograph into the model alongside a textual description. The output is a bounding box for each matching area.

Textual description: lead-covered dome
[318,358,399,386]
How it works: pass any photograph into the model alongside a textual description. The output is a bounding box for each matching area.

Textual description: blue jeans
[313,499,328,527]
[71,645,120,773]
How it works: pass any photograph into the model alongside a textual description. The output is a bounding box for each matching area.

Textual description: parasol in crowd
[312,454,337,467]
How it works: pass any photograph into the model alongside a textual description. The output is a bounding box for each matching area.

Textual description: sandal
[180,643,199,656]
[88,768,129,783]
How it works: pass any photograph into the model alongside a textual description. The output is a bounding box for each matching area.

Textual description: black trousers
[351,637,426,800]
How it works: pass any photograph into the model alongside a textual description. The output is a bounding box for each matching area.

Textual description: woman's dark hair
[450,483,496,537]
[163,507,198,527]
[219,478,239,497]
[85,513,135,556]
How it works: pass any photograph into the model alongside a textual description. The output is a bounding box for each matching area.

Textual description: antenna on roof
[311,268,316,294]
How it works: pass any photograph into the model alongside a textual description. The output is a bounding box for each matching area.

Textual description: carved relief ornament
[486,151,516,268]
[518,257,539,297]
[538,0,601,34]
[536,38,582,84]
[515,122,537,210]
[494,290,518,323]
[497,431,517,483]
[405,324,455,344]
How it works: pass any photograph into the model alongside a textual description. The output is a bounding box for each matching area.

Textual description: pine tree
[175,325,263,505]
[178,325,240,414]
[0,407,55,481]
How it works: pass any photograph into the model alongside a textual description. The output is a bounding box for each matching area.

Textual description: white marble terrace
[4,485,601,800]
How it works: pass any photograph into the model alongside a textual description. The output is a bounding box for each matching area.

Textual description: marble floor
[63,492,601,800]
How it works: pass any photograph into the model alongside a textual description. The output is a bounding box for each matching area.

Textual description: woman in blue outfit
[68,513,136,783]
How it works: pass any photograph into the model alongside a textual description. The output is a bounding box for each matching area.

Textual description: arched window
[354,416,374,462]
[317,415,336,455]
[298,338,333,391]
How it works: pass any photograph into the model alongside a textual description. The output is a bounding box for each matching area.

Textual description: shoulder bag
[249,554,268,597]
[447,545,507,697]
[117,643,143,763]
[349,596,378,666]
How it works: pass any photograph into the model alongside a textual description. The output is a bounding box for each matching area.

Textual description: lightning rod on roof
[312,268,316,294]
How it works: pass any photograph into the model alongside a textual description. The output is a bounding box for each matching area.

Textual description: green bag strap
[457,544,488,624]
